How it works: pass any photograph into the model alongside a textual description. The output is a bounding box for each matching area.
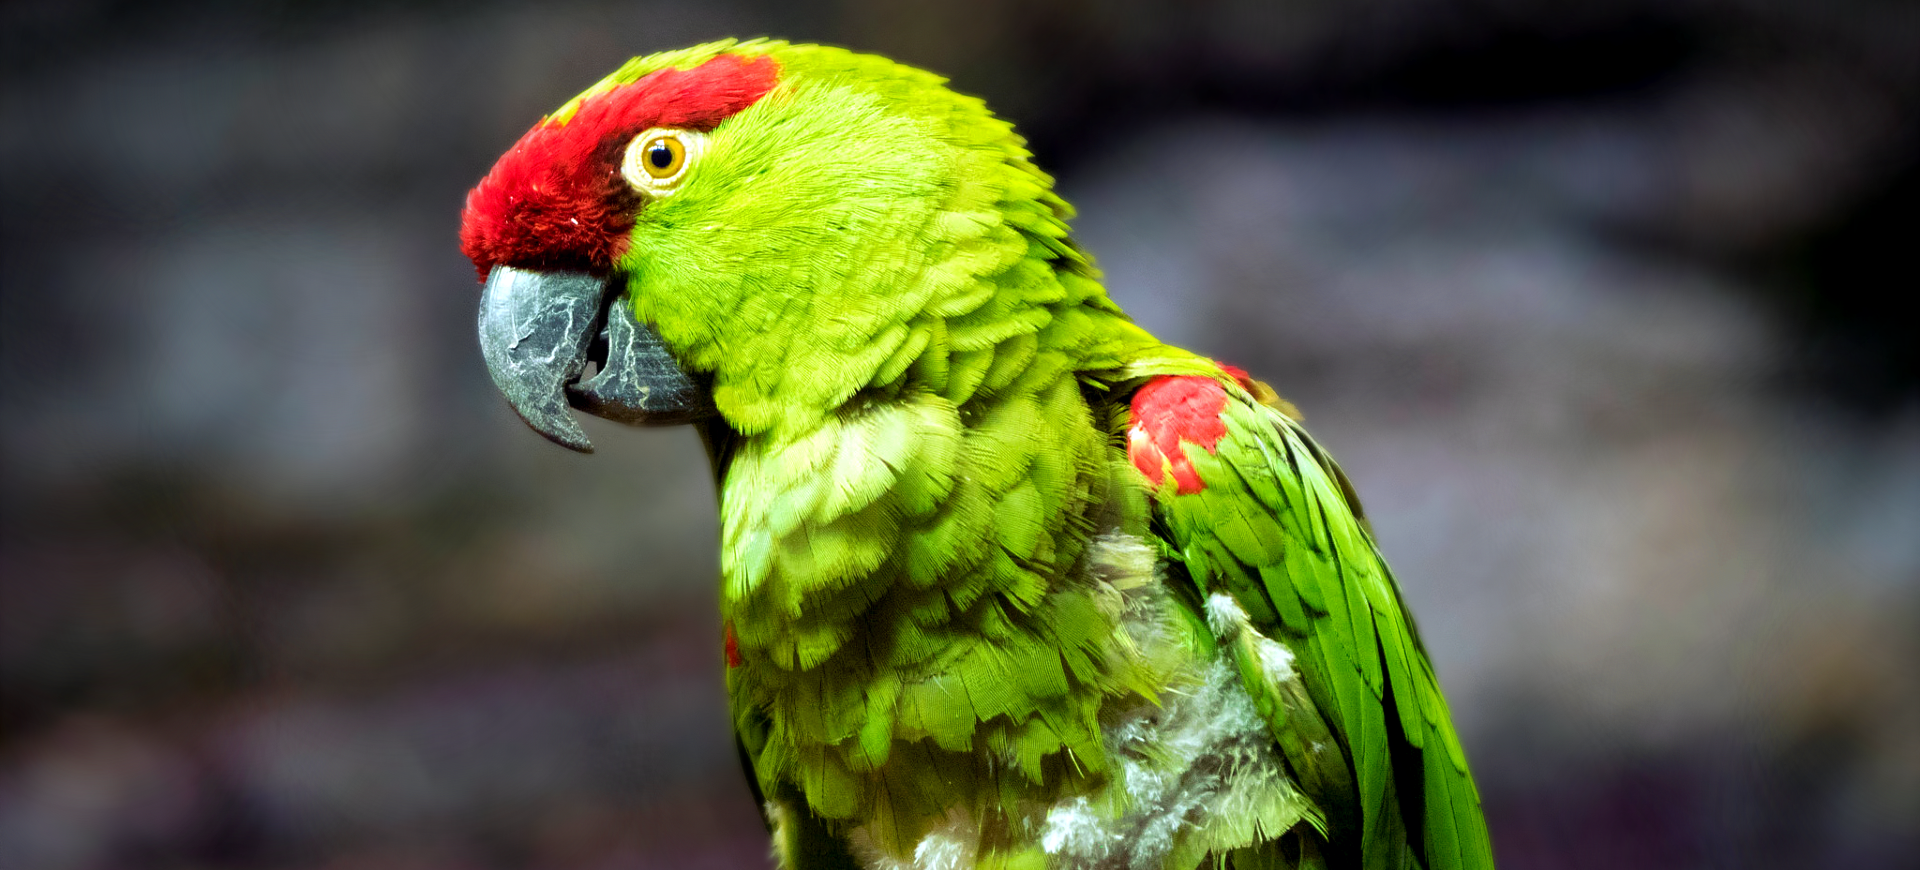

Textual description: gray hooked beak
[477,265,715,452]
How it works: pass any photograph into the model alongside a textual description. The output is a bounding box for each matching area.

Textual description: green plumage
[483,39,1492,870]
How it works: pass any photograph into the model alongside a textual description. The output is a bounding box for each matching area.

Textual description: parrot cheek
[476,265,714,453]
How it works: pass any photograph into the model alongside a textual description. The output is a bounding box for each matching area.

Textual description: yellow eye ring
[621,129,701,194]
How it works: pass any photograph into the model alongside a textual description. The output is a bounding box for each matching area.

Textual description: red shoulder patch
[724,619,743,668]
[460,53,780,279]
[1128,374,1230,495]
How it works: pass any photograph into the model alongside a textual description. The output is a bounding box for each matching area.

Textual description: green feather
[1147,384,1495,869]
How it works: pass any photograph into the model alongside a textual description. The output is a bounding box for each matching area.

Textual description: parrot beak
[477,265,715,452]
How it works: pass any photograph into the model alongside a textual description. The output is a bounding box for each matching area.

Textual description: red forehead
[460,53,780,278]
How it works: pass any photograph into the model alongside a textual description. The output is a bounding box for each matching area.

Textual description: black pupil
[648,143,674,169]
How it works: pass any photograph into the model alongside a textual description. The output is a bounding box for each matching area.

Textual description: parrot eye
[621,129,701,195]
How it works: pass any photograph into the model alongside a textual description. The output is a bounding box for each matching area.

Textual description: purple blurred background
[3,1,1917,868]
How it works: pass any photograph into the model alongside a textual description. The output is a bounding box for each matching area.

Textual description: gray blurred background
[3,1,1917,868]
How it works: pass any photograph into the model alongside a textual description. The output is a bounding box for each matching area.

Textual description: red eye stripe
[459,53,780,279]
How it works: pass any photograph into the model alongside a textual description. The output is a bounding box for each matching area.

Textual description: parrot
[459,39,1494,870]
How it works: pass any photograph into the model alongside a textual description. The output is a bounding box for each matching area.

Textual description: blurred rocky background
[3,1,1917,868]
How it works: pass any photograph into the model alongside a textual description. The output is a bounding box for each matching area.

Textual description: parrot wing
[1127,366,1494,870]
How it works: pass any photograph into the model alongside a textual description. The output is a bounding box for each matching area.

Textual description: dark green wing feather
[1138,375,1494,870]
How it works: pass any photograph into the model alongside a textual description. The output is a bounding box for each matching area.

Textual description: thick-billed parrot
[462,39,1493,870]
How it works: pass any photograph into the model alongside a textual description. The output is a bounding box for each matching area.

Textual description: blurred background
[3,1,1917,868]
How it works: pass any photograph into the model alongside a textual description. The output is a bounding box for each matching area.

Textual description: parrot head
[461,40,1061,450]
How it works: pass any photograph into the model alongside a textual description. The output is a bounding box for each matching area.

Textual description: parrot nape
[460,40,1493,870]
